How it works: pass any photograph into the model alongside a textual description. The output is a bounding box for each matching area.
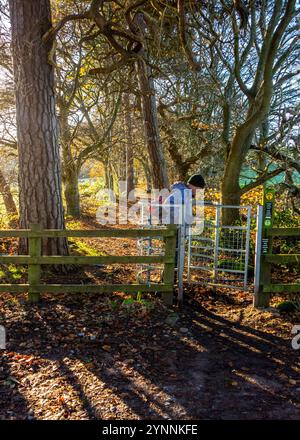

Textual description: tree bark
[104,160,114,191]
[59,105,80,217]
[64,164,80,218]
[221,126,253,224]
[136,58,169,189]
[221,147,244,225]
[124,93,135,195]
[162,125,191,181]
[0,167,18,227]
[9,0,68,255]
[138,158,152,193]
[135,13,169,190]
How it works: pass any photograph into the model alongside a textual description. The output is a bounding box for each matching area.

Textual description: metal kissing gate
[136,204,252,301]
[187,205,251,291]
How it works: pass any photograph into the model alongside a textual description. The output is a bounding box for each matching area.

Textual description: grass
[0,264,26,283]
[68,238,106,257]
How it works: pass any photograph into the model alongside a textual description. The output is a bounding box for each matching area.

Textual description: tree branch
[240,167,286,195]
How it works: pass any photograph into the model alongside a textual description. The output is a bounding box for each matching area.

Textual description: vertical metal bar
[254,205,263,296]
[213,206,221,284]
[243,207,252,289]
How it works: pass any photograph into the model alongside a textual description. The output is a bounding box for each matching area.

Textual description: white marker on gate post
[0,325,6,349]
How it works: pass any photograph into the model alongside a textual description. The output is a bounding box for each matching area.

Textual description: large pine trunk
[9,0,68,255]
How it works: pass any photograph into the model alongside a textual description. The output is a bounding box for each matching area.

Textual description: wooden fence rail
[254,188,300,307]
[0,223,177,304]
[262,227,300,300]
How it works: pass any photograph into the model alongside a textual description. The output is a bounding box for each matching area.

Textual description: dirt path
[1,219,299,419]
[1,284,300,420]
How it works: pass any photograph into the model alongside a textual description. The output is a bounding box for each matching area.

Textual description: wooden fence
[0,224,177,304]
[254,188,300,307]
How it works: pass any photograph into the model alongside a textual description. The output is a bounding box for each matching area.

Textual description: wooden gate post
[254,188,275,308]
[28,223,42,303]
[162,225,177,305]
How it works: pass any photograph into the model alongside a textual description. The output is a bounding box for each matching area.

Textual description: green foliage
[65,219,82,229]
[68,238,105,257]
[122,293,154,310]
[79,179,110,217]
[0,264,26,283]
[274,209,300,228]
[276,300,300,313]
[109,293,154,311]
[109,300,119,310]
[79,179,104,198]
[273,236,300,259]
[0,207,18,229]
[216,258,255,275]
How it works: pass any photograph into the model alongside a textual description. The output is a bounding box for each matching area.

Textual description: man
[159,174,206,302]
[163,173,206,225]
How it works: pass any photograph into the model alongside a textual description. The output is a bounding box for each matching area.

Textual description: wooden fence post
[254,188,275,308]
[28,223,42,303]
[162,225,177,305]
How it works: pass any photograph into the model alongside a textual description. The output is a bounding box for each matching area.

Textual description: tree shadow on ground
[0,307,31,420]
[1,292,300,419]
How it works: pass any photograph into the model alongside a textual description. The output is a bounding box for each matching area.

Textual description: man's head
[187,173,206,197]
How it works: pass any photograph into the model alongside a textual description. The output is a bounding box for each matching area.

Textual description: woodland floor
[0,218,300,420]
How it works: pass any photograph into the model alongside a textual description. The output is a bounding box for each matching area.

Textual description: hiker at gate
[162,173,206,226]
[160,174,206,291]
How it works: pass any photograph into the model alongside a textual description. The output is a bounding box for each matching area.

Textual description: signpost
[254,188,275,307]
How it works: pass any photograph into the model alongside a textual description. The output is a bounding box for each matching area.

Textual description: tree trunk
[64,165,80,218]
[222,100,261,224]
[221,0,296,225]
[221,127,253,225]
[0,167,18,227]
[104,161,113,191]
[137,59,169,189]
[59,105,80,217]
[221,155,242,225]
[165,136,191,182]
[158,108,195,182]
[9,0,68,255]
[124,93,135,195]
[138,158,152,193]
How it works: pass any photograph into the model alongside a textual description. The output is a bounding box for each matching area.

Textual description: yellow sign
[265,192,274,201]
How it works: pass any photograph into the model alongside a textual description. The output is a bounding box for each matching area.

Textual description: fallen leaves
[0,219,299,420]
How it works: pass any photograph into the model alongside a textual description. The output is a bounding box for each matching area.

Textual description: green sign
[263,188,275,228]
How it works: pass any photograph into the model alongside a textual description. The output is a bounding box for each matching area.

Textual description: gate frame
[137,202,253,303]
[186,204,252,292]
